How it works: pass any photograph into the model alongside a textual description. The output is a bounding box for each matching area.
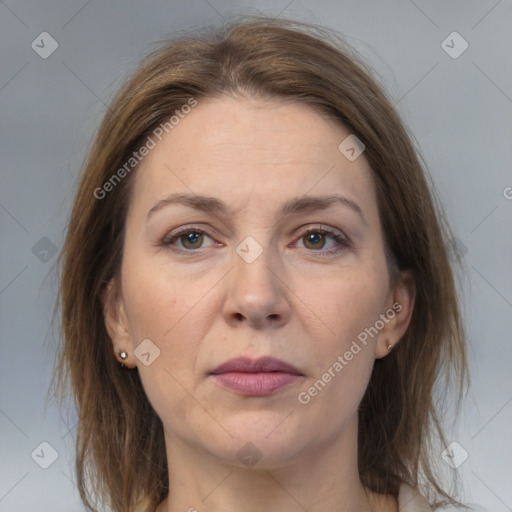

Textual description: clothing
[398,483,487,512]
[398,484,433,511]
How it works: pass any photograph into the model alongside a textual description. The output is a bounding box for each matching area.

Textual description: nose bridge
[232,235,281,296]
[224,235,290,326]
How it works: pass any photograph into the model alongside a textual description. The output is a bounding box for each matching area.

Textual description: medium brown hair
[52,16,469,512]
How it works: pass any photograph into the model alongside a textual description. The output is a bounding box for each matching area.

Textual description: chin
[202,412,309,469]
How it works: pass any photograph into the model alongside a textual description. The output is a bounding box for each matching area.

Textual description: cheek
[120,243,217,341]
[292,261,388,408]
[294,279,380,433]
[120,251,221,388]
[304,267,389,349]
[120,268,215,433]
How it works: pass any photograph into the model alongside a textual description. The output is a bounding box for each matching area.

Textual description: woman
[53,16,470,512]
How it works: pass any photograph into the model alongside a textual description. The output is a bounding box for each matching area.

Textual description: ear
[375,270,415,359]
[101,279,136,369]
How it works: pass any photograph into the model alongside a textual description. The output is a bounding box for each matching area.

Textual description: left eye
[163,229,217,250]
[295,229,347,252]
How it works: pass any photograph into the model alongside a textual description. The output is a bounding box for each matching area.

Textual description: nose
[222,245,291,330]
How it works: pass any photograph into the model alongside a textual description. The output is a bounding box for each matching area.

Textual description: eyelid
[162,224,217,244]
[295,223,346,239]
[161,223,351,254]
[292,224,351,254]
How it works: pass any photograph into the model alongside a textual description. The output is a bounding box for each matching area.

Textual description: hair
[51,15,470,512]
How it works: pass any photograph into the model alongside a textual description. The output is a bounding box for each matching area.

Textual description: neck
[157,417,387,512]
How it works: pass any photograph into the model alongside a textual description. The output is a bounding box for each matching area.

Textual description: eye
[294,226,350,255]
[161,227,218,251]
[161,225,350,255]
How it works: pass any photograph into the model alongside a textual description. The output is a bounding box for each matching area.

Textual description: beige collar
[398,483,433,511]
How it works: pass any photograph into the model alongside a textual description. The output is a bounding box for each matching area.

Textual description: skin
[104,95,415,512]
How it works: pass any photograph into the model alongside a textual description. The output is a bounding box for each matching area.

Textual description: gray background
[1,1,511,511]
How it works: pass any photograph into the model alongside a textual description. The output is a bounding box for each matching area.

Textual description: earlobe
[102,279,136,369]
[375,270,415,359]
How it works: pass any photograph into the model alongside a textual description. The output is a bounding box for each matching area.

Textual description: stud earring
[386,342,393,351]
[118,351,128,367]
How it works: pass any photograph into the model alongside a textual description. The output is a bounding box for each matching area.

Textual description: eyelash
[295,226,350,255]
[161,225,351,256]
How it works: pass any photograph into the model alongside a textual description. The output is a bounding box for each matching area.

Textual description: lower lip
[211,372,302,396]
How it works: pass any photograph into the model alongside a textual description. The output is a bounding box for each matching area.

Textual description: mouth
[209,356,304,396]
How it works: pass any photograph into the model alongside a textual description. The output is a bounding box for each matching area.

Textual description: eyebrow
[146,193,366,225]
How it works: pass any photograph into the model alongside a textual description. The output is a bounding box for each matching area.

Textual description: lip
[209,356,303,396]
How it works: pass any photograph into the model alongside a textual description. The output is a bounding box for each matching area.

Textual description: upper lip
[210,356,303,376]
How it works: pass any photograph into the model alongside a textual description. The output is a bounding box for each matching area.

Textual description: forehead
[129,96,376,219]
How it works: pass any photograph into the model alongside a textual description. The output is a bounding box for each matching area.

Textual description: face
[104,95,413,469]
